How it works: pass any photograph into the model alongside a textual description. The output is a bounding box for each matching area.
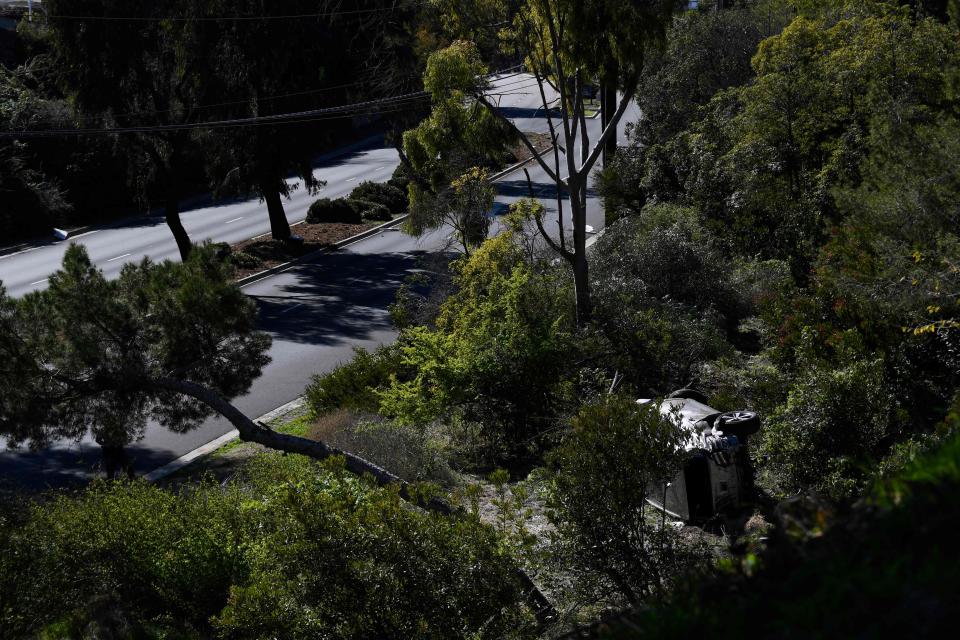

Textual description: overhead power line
[46,1,428,22]
[1,70,534,139]
[1,92,430,138]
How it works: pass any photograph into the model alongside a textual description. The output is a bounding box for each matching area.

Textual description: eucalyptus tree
[45,0,224,260]
[407,0,681,325]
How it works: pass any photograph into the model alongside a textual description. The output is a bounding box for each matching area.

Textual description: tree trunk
[260,179,292,241]
[150,375,557,625]
[569,180,592,327]
[165,193,192,261]
[601,70,619,165]
[602,65,619,227]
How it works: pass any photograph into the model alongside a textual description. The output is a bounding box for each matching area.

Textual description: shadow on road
[250,247,434,346]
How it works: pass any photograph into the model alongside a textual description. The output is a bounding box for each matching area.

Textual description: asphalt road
[0,73,635,491]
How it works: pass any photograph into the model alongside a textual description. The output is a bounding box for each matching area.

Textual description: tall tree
[408,1,680,325]
[203,0,411,241]
[46,0,221,260]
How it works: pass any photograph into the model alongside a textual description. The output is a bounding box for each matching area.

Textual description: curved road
[0,74,636,490]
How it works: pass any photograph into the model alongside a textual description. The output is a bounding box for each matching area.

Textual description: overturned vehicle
[638,391,761,523]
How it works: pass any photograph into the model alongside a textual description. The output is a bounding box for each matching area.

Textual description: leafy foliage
[306,197,364,224]
[380,201,575,458]
[0,243,270,448]
[0,455,534,638]
[306,345,404,416]
[545,396,694,606]
[350,181,409,214]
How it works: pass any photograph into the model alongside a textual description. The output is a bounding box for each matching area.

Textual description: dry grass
[307,409,456,486]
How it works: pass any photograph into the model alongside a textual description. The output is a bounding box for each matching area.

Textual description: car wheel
[715,410,760,438]
[668,388,709,404]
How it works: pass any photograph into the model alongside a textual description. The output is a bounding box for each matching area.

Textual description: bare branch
[582,75,639,176]
[524,167,572,260]
[475,94,561,184]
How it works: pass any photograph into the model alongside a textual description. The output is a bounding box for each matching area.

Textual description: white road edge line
[106,253,131,262]
[30,278,49,286]
[224,217,244,224]
[144,396,306,483]
[70,230,100,239]
[279,303,304,315]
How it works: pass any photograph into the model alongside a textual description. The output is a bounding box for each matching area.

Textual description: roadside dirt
[229,220,381,280]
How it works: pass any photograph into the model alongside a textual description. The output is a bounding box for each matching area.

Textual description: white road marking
[30,278,48,286]
[279,303,304,315]
[70,230,99,239]
[106,253,131,262]
[346,177,357,182]
[0,246,40,260]
[225,217,244,224]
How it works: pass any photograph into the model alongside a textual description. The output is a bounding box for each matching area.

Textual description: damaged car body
[638,392,761,523]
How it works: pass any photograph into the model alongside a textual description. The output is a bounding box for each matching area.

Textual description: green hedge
[306,198,363,224]
[350,181,408,214]
[348,198,392,221]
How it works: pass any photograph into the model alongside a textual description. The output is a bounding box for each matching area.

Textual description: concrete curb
[235,214,410,289]
[144,397,306,483]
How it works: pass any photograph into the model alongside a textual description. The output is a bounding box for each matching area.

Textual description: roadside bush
[350,181,407,214]
[306,198,362,224]
[306,344,404,416]
[387,162,411,193]
[228,250,262,270]
[378,214,576,460]
[347,197,392,221]
[589,206,738,393]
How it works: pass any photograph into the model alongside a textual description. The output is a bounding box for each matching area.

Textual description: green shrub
[545,396,696,606]
[757,332,908,500]
[0,455,534,639]
[350,181,407,214]
[347,197,392,221]
[378,218,576,459]
[228,250,262,270]
[387,163,411,193]
[306,198,362,224]
[306,344,404,416]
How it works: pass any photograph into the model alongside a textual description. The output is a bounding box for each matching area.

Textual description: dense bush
[379,204,576,459]
[0,455,534,639]
[757,335,908,499]
[347,197,392,221]
[350,180,408,214]
[545,396,698,606]
[589,206,740,393]
[387,162,412,193]
[306,197,363,224]
[305,344,404,416]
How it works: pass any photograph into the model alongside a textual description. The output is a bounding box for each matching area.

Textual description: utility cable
[46,1,429,22]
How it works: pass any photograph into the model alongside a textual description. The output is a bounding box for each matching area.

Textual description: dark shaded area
[0,243,438,491]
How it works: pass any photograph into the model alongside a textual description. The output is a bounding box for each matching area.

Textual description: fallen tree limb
[151,376,557,626]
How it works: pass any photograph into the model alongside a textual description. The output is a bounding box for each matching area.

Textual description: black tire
[715,410,761,438]
[668,388,709,404]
